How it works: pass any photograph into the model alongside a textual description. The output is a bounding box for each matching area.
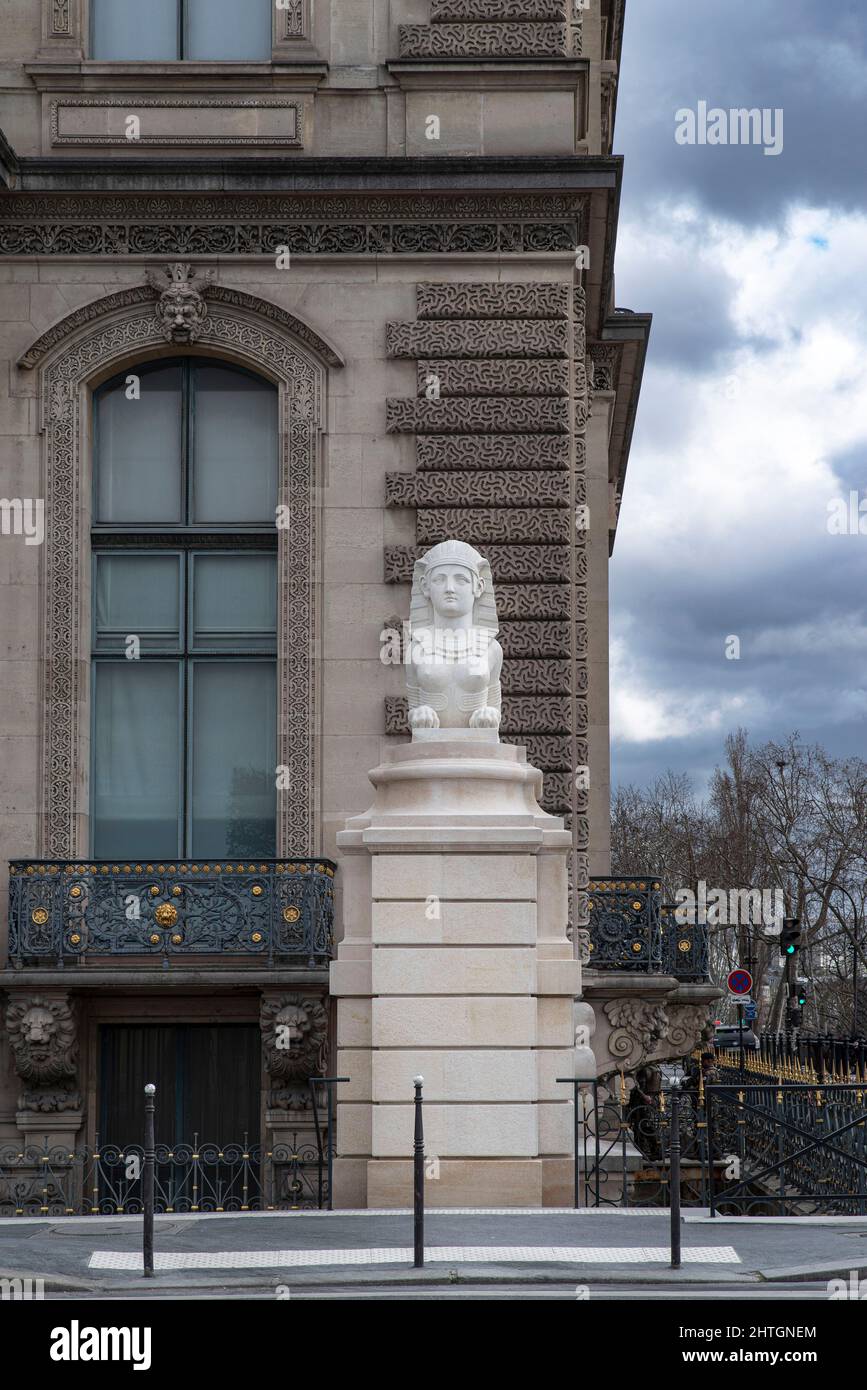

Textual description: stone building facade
[0,0,655,1207]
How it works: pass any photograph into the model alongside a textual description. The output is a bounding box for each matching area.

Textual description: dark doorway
[99,1023,261,1146]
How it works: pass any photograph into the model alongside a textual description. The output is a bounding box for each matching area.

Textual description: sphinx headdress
[409,539,499,636]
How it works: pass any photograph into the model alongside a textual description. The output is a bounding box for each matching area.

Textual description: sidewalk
[2,1208,867,1293]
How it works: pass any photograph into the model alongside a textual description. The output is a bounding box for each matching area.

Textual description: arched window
[91,358,278,860]
[90,0,272,62]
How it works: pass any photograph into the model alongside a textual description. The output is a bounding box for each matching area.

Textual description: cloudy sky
[609,0,867,792]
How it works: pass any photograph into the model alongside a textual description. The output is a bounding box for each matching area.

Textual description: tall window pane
[192,555,277,649]
[95,554,181,652]
[186,0,272,60]
[91,0,178,61]
[96,364,183,524]
[93,663,181,858]
[192,364,278,523]
[190,663,276,858]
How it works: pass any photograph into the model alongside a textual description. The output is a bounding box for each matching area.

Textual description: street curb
[758,1259,867,1284]
[0,1267,102,1293]
[7,1266,766,1294]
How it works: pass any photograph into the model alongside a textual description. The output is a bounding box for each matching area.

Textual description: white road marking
[89,1244,741,1271]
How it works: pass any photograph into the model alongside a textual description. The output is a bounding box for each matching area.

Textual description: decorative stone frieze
[0,194,581,259]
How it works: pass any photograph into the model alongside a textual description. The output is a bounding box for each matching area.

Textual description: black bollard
[143,1082,156,1278]
[413,1076,424,1269]
[669,1090,682,1269]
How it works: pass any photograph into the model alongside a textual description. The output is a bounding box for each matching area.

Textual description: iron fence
[564,1060,867,1215]
[0,1133,328,1216]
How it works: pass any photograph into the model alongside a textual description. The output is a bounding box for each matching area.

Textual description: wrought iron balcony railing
[661,909,710,982]
[8,859,336,969]
[587,877,709,982]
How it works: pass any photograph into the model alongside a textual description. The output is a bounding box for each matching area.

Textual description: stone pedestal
[329,740,582,1208]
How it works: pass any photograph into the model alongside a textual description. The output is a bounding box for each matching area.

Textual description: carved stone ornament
[260,993,328,1109]
[406,539,502,737]
[603,998,670,1071]
[5,993,81,1112]
[664,1002,714,1053]
[602,998,714,1073]
[145,262,216,343]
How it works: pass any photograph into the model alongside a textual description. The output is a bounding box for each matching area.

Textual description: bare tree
[611,730,867,1034]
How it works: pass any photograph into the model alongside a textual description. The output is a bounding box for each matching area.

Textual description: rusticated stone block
[416,434,569,470]
[417,359,569,397]
[386,397,569,435]
[496,583,570,619]
[399,22,568,58]
[501,734,571,770]
[432,0,566,17]
[385,471,568,509]
[500,694,571,731]
[416,282,570,320]
[502,659,570,693]
[384,544,569,585]
[540,771,571,811]
[498,620,570,659]
[384,694,571,737]
[386,320,569,360]
[416,507,570,545]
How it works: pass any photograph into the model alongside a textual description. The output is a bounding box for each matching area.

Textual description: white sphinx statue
[406,539,502,737]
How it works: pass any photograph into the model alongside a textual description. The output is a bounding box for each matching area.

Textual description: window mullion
[182,551,191,858]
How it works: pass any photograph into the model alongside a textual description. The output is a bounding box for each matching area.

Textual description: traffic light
[780,918,802,957]
[796,981,808,1008]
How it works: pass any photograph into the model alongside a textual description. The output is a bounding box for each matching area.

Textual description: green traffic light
[786,944,795,954]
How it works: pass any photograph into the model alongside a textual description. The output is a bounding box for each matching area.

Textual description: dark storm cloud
[616,0,867,223]
[610,507,867,792]
[629,250,740,370]
[607,3,867,791]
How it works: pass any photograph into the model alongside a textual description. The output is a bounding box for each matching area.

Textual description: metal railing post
[143,1083,155,1278]
[669,1089,681,1268]
[413,1076,424,1269]
[309,1075,350,1210]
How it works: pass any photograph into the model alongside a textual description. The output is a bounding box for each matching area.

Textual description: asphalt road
[2,1208,867,1295]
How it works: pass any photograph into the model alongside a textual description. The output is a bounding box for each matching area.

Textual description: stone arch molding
[19,268,344,860]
